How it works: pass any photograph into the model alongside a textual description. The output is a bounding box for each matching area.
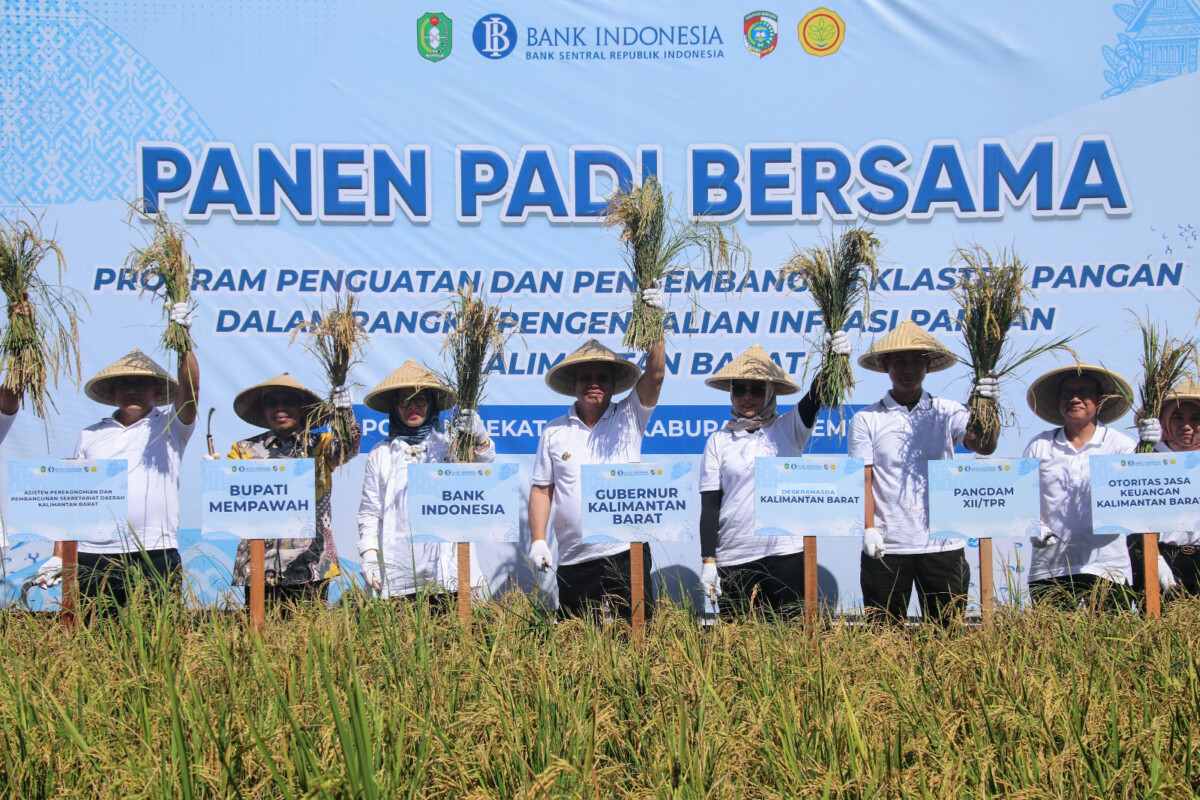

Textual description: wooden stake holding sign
[630,541,645,633]
[248,539,265,634]
[803,536,818,624]
[457,542,471,623]
[1142,532,1162,619]
[978,537,995,626]
[60,540,78,632]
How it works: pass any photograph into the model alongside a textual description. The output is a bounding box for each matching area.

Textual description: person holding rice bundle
[849,320,998,625]
[356,360,493,602]
[32,305,199,606]
[1023,363,1137,609]
[697,335,850,619]
[221,373,359,609]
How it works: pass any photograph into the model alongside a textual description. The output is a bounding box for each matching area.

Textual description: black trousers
[243,581,329,616]
[78,548,181,614]
[718,551,805,620]
[860,548,970,625]
[1127,536,1200,598]
[557,547,654,623]
[1028,573,1134,612]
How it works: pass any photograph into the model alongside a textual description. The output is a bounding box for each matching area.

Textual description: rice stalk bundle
[782,226,880,410]
[125,207,196,356]
[292,292,368,450]
[602,176,748,353]
[0,215,85,419]
[442,286,509,463]
[1132,313,1197,453]
[952,245,1077,441]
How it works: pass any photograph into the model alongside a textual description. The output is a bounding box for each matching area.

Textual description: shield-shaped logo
[417,12,453,62]
[744,11,779,58]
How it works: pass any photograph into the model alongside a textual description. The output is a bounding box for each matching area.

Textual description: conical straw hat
[704,344,801,395]
[1164,377,1200,406]
[233,373,323,428]
[363,360,456,414]
[84,349,179,406]
[544,339,641,397]
[1026,363,1132,425]
[857,320,957,373]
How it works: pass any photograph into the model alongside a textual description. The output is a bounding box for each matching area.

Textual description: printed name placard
[928,458,1041,539]
[407,462,521,543]
[202,459,316,540]
[580,461,694,544]
[754,456,864,537]
[6,459,128,542]
[1090,452,1200,535]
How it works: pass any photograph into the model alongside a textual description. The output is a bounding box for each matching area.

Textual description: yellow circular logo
[799,7,845,56]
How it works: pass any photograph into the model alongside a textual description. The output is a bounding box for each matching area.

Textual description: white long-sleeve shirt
[356,430,495,598]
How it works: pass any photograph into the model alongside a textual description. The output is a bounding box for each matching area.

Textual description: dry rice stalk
[1131,312,1197,453]
[125,206,195,356]
[441,286,510,463]
[782,226,880,410]
[0,214,85,419]
[602,176,748,353]
[291,292,368,451]
[952,245,1077,440]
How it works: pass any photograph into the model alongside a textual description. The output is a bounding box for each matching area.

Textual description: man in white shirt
[528,323,665,622]
[849,320,998,625]
[33,305,199,612]
[1023,363,1136,610]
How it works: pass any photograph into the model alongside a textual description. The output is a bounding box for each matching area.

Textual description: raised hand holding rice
[291,291,367,453]
[1131,314,1197,454]
[125,207,196,357]
[441,286,509,463]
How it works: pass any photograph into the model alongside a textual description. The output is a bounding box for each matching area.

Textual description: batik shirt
[229,422,361,586]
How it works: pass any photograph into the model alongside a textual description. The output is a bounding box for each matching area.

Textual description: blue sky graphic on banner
[0,0,1195,613]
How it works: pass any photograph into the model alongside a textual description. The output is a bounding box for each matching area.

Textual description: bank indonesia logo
[474,13,516,59]
[417,12,453,62]
[1101,0,1200,97]
[744,11,779,57]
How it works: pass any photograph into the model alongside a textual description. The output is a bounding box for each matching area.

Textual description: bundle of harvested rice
[442,286,510,463]
[1132,313,1197,453]
[292,292,368,451]
[125,208,196,357]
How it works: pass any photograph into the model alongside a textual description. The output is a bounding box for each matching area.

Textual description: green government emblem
[417,13,452,62]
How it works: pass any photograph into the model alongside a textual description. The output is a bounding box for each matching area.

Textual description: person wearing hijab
[356,360,493,602]
[697,335,849,619]
[222,373,359,609]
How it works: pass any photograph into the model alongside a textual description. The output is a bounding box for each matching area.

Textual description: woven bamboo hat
[233,374,323,428]
[84,349,178,406]
[364,360,456,414]
[1165,378,1200,406]
[704,344,801,395]
[1026,363,1132,425]
[544,339,641,397]
[858,320,957,373]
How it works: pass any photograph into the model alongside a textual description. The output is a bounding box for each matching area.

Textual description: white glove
[862,527,886,559]
[641,279,665,310]
[455,409,489,442]
[1030,524,1055,549]
[829,330,851,357]
[360,550,382,591]
[1139,418,1162,445]
[529,539,553,572]
[34,556,62,589]
[700,561,721,601]
[972,373,1000,400]
[332,385,353,410]
[1158,555,1177,595]
[168,302,194,330]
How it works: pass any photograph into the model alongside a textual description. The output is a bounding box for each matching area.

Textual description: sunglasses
[730,382,767,398]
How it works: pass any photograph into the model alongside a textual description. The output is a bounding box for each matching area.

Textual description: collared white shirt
[848,391,968,554]
[1023,424,1136,582]
[532,391,655,566]
[74,407,194,554]
[1152,441,1196,547]
[356,430,495,598]
[0,410,14,445]
[699,405,812,566]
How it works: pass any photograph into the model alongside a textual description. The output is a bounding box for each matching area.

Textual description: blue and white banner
[580,461,694,544]
[1090,452,1200,535]
[928,458,1042,539]
[754,456,864,537]
[5,460,128,543]
[202,459,316,540]
[407,462,521,543]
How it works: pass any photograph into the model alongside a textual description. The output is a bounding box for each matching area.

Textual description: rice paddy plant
[602,176,748,353]
[0,213,85,419]
[292,292,369,451]
[1131,313,1198,453]
[952,245,1078,441]
[441,286,510,463]
[782,226,880,411]
[125,207,196,357]
[1,585,1200,797]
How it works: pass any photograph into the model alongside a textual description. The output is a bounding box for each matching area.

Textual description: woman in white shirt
[356,360,493,603]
